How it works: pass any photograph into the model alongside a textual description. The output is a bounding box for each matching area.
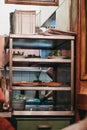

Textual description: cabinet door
[77,0,87,112]
[81,0,87,80]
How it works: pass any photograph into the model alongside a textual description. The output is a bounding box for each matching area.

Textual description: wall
[56,0,71,31]
[70,0,77,31]
[0,0,40,35]
[0,0,70,35]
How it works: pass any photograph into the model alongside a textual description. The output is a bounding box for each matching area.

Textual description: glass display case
[5,33,75,117]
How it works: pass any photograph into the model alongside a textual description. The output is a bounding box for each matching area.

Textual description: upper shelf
[5,34,75,50]
[9,34,75,40]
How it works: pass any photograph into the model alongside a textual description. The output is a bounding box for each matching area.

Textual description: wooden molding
[5,0,58,6]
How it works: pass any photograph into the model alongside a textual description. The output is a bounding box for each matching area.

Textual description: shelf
[5,67,46,72]
[12,110,74,116]
[12,58,71,63]
[5,34,75,49]
[5,57,71,67]
[0,112,12,117]
[9,34,75,40]
[12,86,71,91]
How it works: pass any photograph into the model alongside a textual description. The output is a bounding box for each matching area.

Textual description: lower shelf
[0,112,12,117]
[12,111,75,116]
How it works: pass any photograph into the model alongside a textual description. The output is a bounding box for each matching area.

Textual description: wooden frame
[5,0,58,6]
[80,0,87,80]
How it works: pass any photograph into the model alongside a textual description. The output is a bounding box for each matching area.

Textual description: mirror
[5,0,58,6]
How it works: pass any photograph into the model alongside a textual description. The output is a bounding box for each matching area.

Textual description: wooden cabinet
[4,33,75,118]
[80,0,87,80]
[76,0,87,115]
